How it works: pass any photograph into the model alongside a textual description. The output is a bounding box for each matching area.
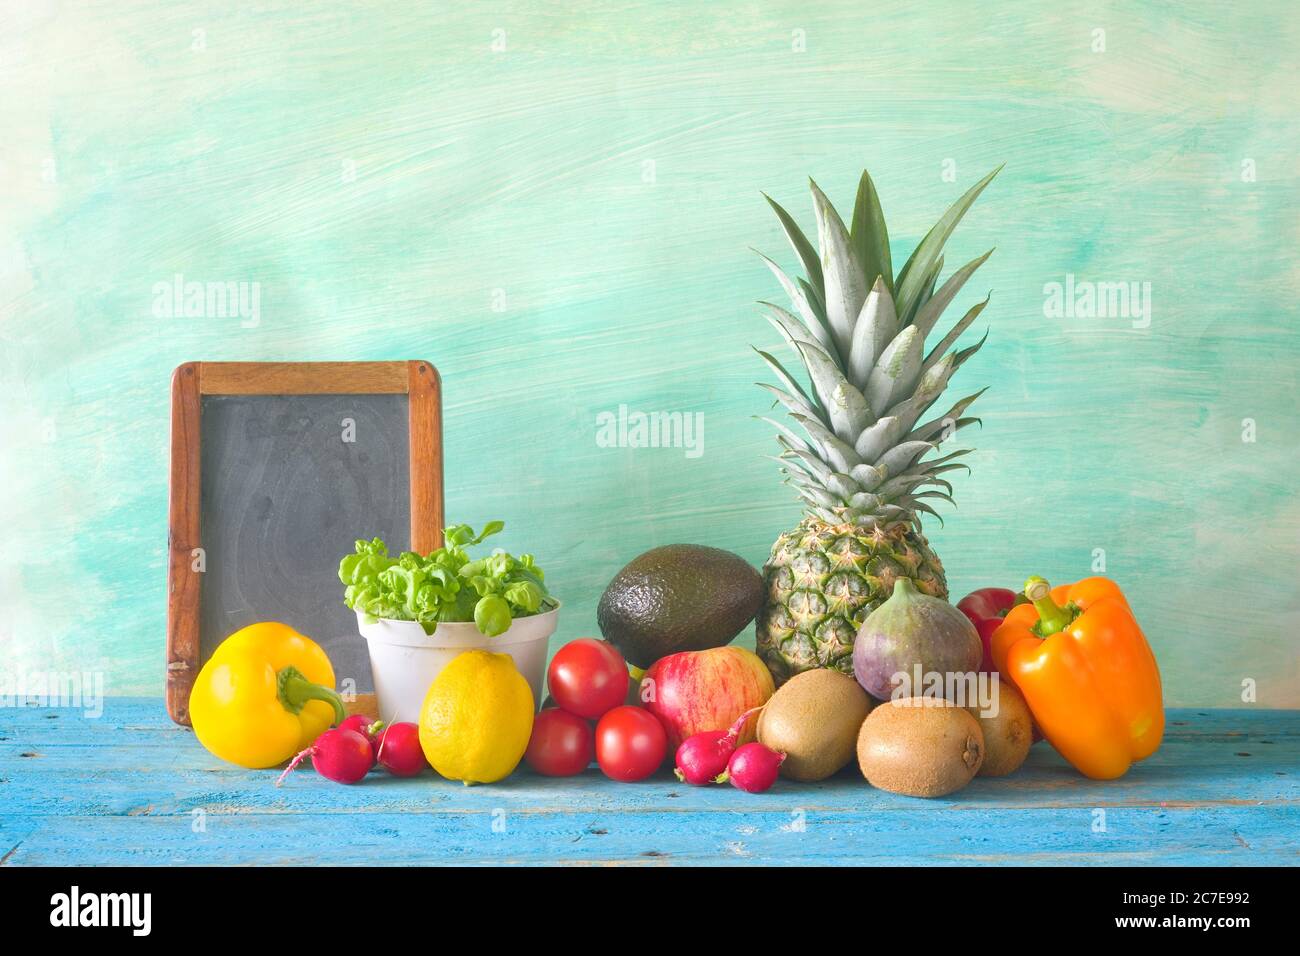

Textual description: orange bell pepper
[990,576,1163,780]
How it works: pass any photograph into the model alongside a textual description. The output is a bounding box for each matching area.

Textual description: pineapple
[753,166,1000,685]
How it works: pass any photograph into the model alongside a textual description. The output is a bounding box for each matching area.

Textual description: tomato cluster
[525,638,667,781]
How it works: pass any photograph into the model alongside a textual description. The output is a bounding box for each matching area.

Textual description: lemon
[418,650,535,785]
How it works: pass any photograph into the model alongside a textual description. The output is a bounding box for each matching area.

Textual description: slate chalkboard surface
[198,393,411,693]
[167,361,443,724]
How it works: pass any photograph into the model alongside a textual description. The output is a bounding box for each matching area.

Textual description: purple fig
[853,578,982,701]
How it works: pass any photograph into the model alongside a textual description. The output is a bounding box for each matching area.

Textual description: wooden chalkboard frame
[166,361,444,725]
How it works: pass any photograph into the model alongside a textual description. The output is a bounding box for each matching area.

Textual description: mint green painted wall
[2,2,1297,706]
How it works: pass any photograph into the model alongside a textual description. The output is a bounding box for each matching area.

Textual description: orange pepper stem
[1023,576,1074,637]
[277,666,346,725]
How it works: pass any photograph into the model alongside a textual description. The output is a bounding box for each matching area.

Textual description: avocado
[597,544,765,669]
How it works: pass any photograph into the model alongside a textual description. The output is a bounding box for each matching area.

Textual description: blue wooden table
[1,700,1295,866]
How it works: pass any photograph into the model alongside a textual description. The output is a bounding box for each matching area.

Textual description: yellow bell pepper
[991,576,1163,780]
[190,622,346,769]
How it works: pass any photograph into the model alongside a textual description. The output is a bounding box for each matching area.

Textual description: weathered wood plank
[1,736,1293,814]
[1,806,1293,867]
[0,700,1295,865]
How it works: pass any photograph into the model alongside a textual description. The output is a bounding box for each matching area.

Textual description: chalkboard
[167,361,443,725]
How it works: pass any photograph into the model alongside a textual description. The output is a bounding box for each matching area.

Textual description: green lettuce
[338,521,555,637]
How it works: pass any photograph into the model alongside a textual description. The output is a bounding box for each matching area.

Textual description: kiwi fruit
[757,669,873,781]
[968,680,1033,777]
[857,697,984,797]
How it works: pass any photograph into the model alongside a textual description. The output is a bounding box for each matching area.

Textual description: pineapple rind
[756,519,947,686]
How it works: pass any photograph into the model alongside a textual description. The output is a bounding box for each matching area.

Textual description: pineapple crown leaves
[755,166,1001,529]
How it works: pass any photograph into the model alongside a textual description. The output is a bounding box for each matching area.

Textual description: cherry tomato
[524,708,594,776]
[595,706,667,782]
[547,638,630,719]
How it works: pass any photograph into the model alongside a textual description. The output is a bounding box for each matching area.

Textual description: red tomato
[547,638,629,719]
[595,706,667,782]
[525,709,594,777]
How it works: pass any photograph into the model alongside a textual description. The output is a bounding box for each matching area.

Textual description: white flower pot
[357,606,559,724]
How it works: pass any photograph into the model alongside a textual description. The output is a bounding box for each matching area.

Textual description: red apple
[639,646,775,749]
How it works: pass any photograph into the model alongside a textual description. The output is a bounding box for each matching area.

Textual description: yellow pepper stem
[1024,576,1075,637]
[277,666,346,725]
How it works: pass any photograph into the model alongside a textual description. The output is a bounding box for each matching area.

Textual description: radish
[716,742,785,793]
[339,714,384,757]
[675,730,733,785]
[374,722,427,777]
[276,727,374,786]
[674,706,760,786]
